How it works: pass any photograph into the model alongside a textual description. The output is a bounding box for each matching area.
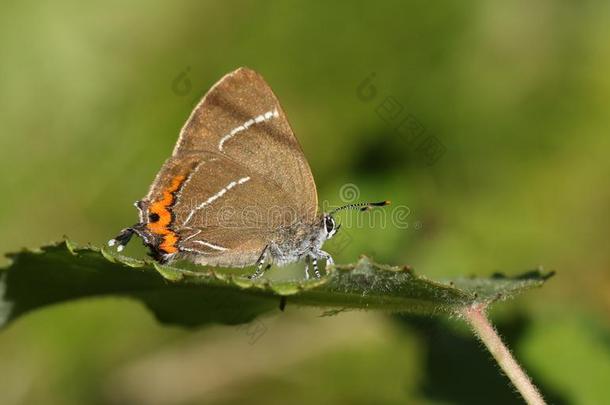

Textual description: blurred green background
[1,1,609,404]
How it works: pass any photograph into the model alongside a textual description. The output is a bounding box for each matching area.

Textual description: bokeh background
[1,1,609,404]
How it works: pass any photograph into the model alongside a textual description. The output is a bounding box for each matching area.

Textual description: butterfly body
[265,215,333,266]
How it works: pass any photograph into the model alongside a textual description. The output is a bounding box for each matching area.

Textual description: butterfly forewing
[172,67,318,222]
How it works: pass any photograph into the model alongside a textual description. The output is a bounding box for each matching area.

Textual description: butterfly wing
[172,67,318,222]
[131,68,318,265]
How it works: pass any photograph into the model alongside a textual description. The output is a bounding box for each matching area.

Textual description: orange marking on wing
[146,175,186,254]
[160,233,179,254]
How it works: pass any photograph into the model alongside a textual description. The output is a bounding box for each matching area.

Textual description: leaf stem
[461,304,546,405]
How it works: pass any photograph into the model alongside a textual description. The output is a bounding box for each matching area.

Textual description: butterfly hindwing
[141,152,302,265]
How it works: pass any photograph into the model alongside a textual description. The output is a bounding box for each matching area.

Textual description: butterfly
[109,67,388,279]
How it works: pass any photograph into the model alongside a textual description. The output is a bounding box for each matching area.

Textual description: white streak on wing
[175,160,205,201]
[182,176,251,226]
[180,247,210,255]
[193,240,228,251]
[182,229,201,242]
[218,108,279,151]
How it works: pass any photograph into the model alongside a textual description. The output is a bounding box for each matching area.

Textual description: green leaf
[0,241,553,328]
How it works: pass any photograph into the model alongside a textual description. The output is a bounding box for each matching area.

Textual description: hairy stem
[461,304,546,405]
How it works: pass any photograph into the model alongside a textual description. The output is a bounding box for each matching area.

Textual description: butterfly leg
[248,246,270,280]
[312,257,321,279]
[317,250,334,267]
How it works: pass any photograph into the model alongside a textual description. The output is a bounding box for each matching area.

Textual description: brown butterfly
[109,67,388,279]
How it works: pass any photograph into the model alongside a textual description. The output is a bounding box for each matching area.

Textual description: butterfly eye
[325,216,335,233]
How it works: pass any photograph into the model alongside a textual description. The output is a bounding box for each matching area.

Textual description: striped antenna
[329,200,391,215]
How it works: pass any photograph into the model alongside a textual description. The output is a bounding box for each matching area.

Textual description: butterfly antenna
[329,200,391,215]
